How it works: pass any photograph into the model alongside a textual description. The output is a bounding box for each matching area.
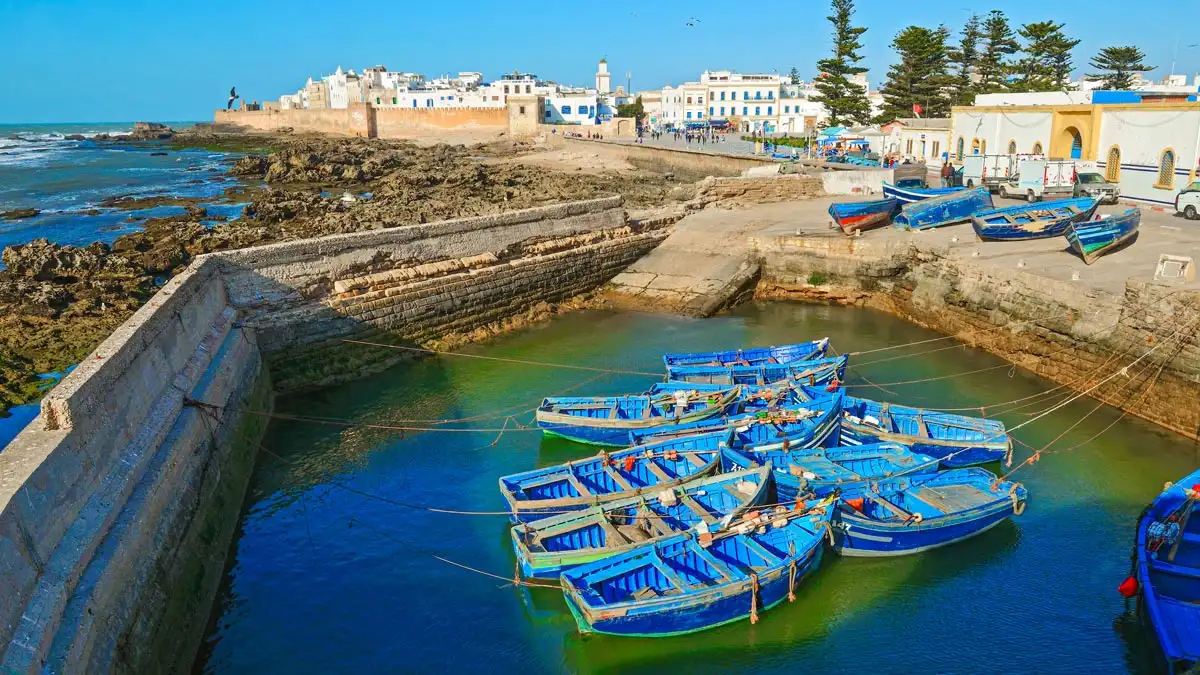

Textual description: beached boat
[1066,208,1141,264]
[535,386,742,446]
[628,391,845,451]
[498,431,727,522]
[722,441,939,501]
[560,497,836,636]
[893,186,993,231]
[1134,469,1200,673]
[663,338,829,369]
[667,354,848,387]
[834,393,1011,467]
[970,197,1100,241]
[881,182,962,204]
[828,198,900,235]
[511,466,772,579]
[831,468,1027,556]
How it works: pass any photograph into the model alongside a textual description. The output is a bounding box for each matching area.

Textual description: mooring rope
[340,339,664,376]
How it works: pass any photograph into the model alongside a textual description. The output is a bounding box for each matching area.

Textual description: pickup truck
[1074,172,1120,204]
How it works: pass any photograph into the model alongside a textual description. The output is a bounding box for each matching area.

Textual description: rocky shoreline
[0,127,694,414]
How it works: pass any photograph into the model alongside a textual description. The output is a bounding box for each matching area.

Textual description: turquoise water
[197,302,1200,674]
[0,122,245,253]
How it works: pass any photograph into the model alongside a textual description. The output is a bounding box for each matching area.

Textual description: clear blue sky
[2,0,1195,124]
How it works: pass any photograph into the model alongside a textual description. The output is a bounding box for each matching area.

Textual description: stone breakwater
[0,197,664,674]
[752,233,1200,441]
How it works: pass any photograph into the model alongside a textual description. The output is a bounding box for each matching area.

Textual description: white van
[998,159,1079,202]
[1176,181,1200,219]
[961,155,1020,191]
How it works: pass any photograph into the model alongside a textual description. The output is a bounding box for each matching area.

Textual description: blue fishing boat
[498,431,727,522]
[893,186,993,231]
[560,497,836,636]
[828,198,900,235]
[881,182,962,204]
[802,387,1011,467]
[535,386,743,446]
[511,466,772,579]
[970,197,1100,241]
[663,338,829,370]
[667,354,848,387]
[722,441,939,501]
[1066,208,1141,264]
[629,391,845,452]
[1134,470,1200,673]
[831,468,1027,556]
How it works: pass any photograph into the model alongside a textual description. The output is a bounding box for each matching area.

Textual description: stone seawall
[0,197,665,674]
[692,175,824,208]
[552,136,776,177]
[753,234,1200,440]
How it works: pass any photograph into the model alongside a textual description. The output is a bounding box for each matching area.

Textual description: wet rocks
[1,208,39,220]
[2,238,141,281]
[64,134,86,141]
[129,122,175,140]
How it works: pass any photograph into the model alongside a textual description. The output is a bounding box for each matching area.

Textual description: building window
[504,85,510,94]
[932,141,940,158]
[971,138,981,155]
[906,139,913,154]
[1156,149,1176,189]
[755,91,762,100]
[698,112,704,119]
[743,107,748,116]
[525,85,531,93]
[426,99,433,107]
[981,139,987,154]
[755,106,761,116]
[784,105,790,113]
[709,107,714,115]
[518,105,526,115]
[956,137,965,160]
[1008,140,1017,154]
[375,97,381,104]
[767,106,772,115]
[686,112,692,119]
[768,91,774,100]
[588,106,595,118]
[687,96,692,104]
[448,95,454,100]
[743,92,749,100]
[720,92,726,101]
[412,100,418,108]
[1106,146,1121,182]
[1033,141,1043,155]
[562,105,571,114]
[545,109,551,119]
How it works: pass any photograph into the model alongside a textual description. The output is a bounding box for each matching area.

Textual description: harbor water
[197,301,1200,674]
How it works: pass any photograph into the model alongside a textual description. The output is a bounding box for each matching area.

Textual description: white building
[883,118,950,163]
[596,59,611,94]
[545,93,601,124]
[950,89,1200,206]
[324,66,362,109]
[778,82,826,134]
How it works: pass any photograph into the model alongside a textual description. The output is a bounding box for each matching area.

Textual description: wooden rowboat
[535,386,742,446]
[666,354,848,388]
[560,497,835,636]
[722,441,939,501]
[970,197,1100,241]
[663,339,829,369]
[1066,208,1141,264]
[510,466,772,579]
[881,182,962,204]
[893,186,993,231]
[828,198,900,235]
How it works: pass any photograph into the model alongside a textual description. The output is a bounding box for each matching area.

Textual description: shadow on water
[197,302,1200,675]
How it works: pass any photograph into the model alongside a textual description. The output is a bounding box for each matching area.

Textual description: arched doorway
[1060,126,1083,159]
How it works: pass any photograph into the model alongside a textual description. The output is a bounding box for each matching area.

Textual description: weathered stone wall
[214,104,508,140]
[0,197,666,675]
[551,136,776,176]
[691,175,825,208]
[0,259,269,675]
[212,197,667,392]
[372,106,507,139]
[753,234,1200,439]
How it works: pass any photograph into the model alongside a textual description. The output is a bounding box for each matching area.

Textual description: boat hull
[838,424,1010,467]
[663,339,829,369]
[722,442,939,502]
[1066,208,1141,264]
[828,199,899,235]
[970,197,1100,241]
[667,354,848,387]
[894,186,993,231]
[832,499,1015,556]
[536,388,742,446]
[881,183,961,204]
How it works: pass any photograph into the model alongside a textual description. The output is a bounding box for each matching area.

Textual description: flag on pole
[912,103,923,118]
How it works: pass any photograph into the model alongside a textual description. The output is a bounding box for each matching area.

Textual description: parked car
[1176,181,1200,220]
[1074,172,1120,204]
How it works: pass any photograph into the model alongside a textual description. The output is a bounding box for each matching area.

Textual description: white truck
[1176,180,1200,219]
[961,154,1020,191]
[998,159,1086,202]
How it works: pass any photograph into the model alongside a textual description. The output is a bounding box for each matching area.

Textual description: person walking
[940,160,953,187]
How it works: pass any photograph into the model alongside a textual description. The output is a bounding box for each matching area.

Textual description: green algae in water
[197,302,1200,675]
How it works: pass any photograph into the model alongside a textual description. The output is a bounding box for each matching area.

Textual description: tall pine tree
[1087,46,1154,90]
[813,0,872,126]
[947,14,982,106]
[1014,21,1080,91]
[788,67,801,85]
[877,25,952,122]
[976,10,1019,93]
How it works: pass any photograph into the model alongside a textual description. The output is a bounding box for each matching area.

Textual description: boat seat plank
[690,544,738,581]
[868,490,913,519]
[740,537,783,566]
[917,484,989,513]
[604,466,634,491]
[685,452,708,469]
[652,550,695,591]
[916,414,930,439]
[644,459,673,483]
[679,494,718,525]
[565,472,593,497]
[599,519,630,546]
[641,512,676,538]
